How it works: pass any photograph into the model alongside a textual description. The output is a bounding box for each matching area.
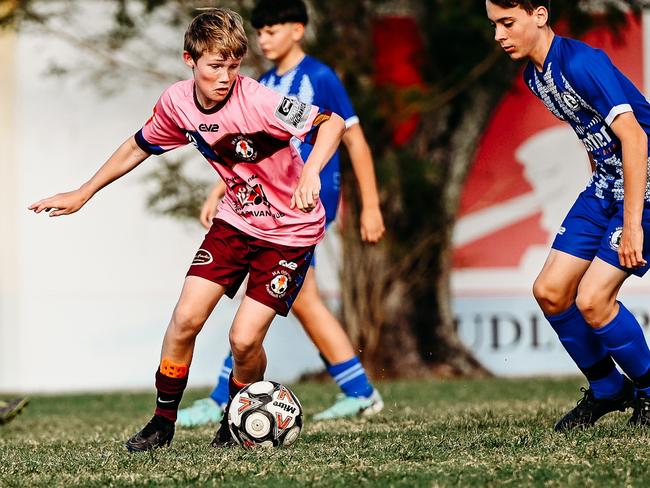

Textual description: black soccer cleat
[554,377,635,432]
[628,393,650,427]
[125,415,175,452]
[210,402,236,448]
[0,397,29,425]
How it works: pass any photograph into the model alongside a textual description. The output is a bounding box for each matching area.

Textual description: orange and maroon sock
[228,374,249,402]
[154,358,189,422]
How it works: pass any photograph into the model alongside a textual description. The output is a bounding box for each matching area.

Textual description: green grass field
[1,377,649,487]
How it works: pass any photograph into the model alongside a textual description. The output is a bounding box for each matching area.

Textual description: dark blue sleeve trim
[134,129,166,155]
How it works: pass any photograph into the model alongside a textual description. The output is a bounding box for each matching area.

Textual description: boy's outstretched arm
[29,136,150,217]
[342,124,385,243]
[291,113,346,213]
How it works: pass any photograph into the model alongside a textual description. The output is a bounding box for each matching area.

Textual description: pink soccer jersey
[135,76,332,247]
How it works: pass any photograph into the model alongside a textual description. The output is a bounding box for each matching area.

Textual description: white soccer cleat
[313,389,384,421]
[176,398,224,428]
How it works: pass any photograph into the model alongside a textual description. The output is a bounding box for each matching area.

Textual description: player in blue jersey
[177,0,385,426]
[487,0,650,431]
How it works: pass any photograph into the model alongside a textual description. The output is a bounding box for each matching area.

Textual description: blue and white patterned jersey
[524,35,650,202]
[259,55,359,223]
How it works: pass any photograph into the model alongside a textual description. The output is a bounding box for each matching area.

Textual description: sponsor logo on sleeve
[275,96,310,130]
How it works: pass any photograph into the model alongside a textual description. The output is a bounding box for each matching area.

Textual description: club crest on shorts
[232,135,257,162]
[267,270,291,298]
[192,248,213,265]
[609,227,623,251]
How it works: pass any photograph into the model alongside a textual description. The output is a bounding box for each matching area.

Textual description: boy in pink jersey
[28,8,345,452]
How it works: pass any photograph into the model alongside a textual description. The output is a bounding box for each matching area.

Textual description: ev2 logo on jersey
[199,123,220,132]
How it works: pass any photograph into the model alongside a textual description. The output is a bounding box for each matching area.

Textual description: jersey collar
[193,79,237,115]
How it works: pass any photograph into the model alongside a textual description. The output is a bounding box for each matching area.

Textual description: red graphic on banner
[373,16,425,146]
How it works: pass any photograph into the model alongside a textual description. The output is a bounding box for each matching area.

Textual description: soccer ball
[228,381,303,449]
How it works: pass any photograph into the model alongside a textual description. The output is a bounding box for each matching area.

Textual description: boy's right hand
[200,192,220,229]
[360,204,385,244]
[291,166,321,213]
[200,182,226,229]
[28,189,90,217]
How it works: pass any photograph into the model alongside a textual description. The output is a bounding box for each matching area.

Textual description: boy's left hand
[291,168,320,213]
[619,225,648,268]
[28,189,90,217]
[360,205,385,243]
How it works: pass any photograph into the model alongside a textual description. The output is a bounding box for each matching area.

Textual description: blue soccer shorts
[320,161,341,226]
[310,163,341,268]
[552,188,650,277]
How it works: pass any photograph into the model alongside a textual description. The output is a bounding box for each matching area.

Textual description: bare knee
[170,305,207,342]
[532,278,574,316]
[575,290,616,327]
[229,329,262,362]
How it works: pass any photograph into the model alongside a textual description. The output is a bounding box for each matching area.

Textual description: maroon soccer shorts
[186,219,315,316]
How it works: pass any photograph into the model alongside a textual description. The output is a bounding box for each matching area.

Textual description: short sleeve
[135,89,188,155]
[317,67,359,128]
[568,48,632,126]
[249,81,332,144]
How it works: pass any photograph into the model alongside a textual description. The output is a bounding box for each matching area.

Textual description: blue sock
[547,303,623,399]
[327,356,374,398]
[593,302,650,392]
[590,368,628,398]
[209,353,232,407]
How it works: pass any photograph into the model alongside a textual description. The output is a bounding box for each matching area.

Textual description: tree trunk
[340,86,504,379]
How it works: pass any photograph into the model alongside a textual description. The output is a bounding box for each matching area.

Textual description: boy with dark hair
[487,0,650,431]
[178,0,385,426]
[29,8,345,451]
[489,0,549,13]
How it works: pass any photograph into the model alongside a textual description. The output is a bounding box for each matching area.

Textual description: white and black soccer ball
[228,381,303,449]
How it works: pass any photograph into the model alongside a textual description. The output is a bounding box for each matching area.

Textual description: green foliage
[3,378,650,486]
[143,158,211,221]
